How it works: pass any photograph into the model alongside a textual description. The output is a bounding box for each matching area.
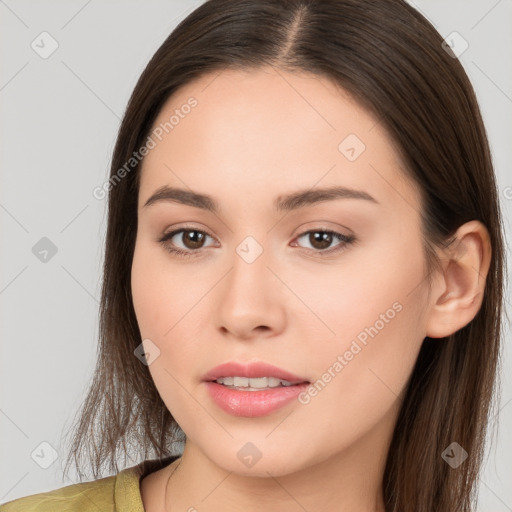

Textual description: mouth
[202,361,310,386]
[212,375,308,391]
[202,361,310,417]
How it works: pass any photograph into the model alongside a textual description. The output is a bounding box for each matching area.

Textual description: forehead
[138,66,419,214]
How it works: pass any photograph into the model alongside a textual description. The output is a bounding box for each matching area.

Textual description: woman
[1,0,505,511]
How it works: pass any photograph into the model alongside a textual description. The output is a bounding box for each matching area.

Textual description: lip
[204,382,310,417]
[202,361,310,417]
[202,361,308,383]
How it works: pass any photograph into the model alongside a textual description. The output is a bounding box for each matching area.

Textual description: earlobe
[425,221,492,339]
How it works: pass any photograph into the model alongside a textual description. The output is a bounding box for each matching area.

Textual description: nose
[215,241,287,341]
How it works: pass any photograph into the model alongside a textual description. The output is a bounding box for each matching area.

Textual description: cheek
[288,226,427,352]
[131,240,176,349]
[131,244,203,418]
[131,241,215,369]
[130,253,161,339]
[298,234,428,419]
[131,240,194,338]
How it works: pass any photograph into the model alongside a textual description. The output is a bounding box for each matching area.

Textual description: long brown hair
[62,1,507,510]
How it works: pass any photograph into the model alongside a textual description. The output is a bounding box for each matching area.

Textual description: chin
[202,441,315,478]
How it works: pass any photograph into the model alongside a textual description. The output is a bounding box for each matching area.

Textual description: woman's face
[131,66,433,477]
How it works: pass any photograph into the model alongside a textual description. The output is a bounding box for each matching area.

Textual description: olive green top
[0,456,178,511]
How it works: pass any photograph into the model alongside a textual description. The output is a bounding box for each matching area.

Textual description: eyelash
[157,227,356,259]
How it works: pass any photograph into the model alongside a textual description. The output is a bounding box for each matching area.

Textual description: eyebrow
[142,185,379,213]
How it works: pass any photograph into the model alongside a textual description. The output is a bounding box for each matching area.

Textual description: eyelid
[158,224,355,258]
[159,224,218,247]
[291,229,354,253]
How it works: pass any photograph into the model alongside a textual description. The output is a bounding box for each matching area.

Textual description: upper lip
[203,361,309,383]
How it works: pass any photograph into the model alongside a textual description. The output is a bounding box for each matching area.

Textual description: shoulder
[0,473,117,512]
[0,456,178,512]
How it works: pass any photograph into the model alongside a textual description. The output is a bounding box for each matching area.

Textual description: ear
[425,220,492,339]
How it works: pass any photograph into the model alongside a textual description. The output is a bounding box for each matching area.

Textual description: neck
[163,409,397,512]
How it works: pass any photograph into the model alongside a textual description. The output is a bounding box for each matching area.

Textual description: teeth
[215,376,298,389]
[234,376,249,387]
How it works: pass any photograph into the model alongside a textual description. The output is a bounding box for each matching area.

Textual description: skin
[131,66,492,512]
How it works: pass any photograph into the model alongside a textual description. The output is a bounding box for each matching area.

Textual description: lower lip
[204,381,310,417]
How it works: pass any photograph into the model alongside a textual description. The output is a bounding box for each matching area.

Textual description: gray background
[1,0,511,509]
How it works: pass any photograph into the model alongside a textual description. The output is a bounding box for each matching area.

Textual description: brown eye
[158,228,216,257]
[308,231,334,250]
[179,230,206,249]
[159,227,354,259]
[293,229,355,256]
